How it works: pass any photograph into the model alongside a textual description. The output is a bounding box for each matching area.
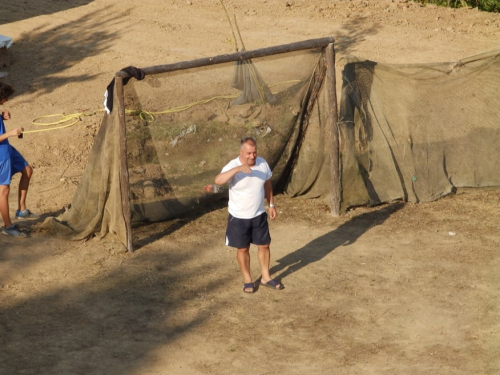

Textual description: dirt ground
[1,0,500,374]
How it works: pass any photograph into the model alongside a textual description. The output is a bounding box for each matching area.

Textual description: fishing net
[40,42,500,250]
[39,44,332,249]
[339,48,500,209]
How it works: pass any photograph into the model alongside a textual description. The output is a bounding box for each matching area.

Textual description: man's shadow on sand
[270,202,404,282]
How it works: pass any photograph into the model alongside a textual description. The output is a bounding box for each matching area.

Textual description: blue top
[0,117,12,161]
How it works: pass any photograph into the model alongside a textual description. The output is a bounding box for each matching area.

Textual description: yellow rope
[25,79,302,131]
[127,94,240,122]
[125,80,301,121]
[26,110,105,134]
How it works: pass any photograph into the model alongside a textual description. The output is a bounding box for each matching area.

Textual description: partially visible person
[215,136,284,293]
[0,82,39,237]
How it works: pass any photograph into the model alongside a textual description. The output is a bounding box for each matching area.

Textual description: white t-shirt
[221,156,273,219]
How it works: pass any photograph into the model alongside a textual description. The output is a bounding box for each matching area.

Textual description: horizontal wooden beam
[117,37,334,77]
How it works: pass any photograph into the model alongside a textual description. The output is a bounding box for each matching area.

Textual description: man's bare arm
[215,165,252,185]
[264,179,277,219]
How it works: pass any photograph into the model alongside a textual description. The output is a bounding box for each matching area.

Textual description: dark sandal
[260,279,284,290]
[243,282,255,293]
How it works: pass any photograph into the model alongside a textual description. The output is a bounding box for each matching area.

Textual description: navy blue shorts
[0,147,28,185]
[225,212,271,249]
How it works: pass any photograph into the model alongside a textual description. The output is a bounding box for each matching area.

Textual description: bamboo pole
[325,43,340,216]
[117,37,334,77]
[115,76,134,252]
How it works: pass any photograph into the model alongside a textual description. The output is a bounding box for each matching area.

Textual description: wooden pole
[117,37,334,77]
[325,43,341,216]
[115,76,134,252]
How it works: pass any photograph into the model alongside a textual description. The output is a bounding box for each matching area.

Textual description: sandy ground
[1,1,500,374]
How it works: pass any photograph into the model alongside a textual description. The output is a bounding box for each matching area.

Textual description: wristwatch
[269,204,275,208]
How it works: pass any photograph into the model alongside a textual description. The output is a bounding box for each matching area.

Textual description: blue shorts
[0,146,28,185]
[225,212,271,249]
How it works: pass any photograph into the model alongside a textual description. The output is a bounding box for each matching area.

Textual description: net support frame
[117,37,335,78]
[115,37,338,251]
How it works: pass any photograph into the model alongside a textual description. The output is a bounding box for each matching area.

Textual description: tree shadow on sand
[0,241,232,374]
[270,202,404,282]
[0,1,94,24]
[329,14,380,56]
[6,6,131,97]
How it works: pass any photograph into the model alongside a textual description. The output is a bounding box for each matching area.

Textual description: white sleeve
[264,160,273,180]
[221,157,239,174]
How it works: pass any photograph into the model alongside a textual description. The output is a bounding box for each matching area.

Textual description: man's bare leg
[258,244,282,289]
[237,247,253,292]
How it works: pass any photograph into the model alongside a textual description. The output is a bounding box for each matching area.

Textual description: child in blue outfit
[0,83,38,237]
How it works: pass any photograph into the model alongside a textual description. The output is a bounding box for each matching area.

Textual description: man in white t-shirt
[215,136,284,293]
